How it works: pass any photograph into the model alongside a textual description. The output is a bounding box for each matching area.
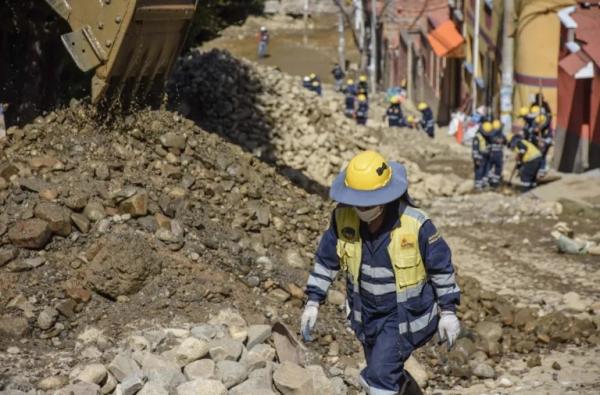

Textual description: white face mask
[354,205,384,223]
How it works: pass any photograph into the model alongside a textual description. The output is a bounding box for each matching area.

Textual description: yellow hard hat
[390,96,400,104]
[358,94,367,101]
[344,151,392,191]
[417,102,427,111]
[407,115,415,123]
[530,105,540,115]
[535,114,547,125]
[492,119,501,130]
[482,121,493,133]
[347,78,354,84]
[359,75,367,82]
[309,73,316,79]
[519,107,529,117]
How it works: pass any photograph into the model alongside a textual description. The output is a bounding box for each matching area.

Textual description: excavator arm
[45,0,197,105]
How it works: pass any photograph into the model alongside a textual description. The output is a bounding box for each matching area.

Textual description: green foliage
[187,0,265,45]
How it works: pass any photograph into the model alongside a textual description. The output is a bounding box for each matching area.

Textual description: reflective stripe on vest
[334,206,427,295]
[514,139,541,162]
[476,133,487,151]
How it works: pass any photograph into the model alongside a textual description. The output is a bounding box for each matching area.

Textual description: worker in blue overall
[534,114,553,178]
[472,121,492,190]
[385,96,405,128]
[344,79,357,119]
[301,151,461,395]
[507,133,543,191]
[417,102,435,138]
[332,63,345,92]
[356,94,369,125]
[358,74,369,97]
[302,76,312,91]
[487,119,506,188]
[309,73,322,96]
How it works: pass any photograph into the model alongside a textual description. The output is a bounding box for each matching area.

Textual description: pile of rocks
[13,309,348,395]
[169,49,470,200]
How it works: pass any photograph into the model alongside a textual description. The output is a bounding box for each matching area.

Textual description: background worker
[507,133,543,191]
[331,63,345,92]
[384,96,405,128]
[487,119,506,188]
[534,114,553,178]
[357,74,369,97]
[355,94,368,125]
[301,151,461,395]
[343,79,357,119]
[417,102,435,138]
[472,121,492,191]
[257,26,269,58]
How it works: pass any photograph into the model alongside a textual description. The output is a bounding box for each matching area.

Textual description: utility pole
[471,0,481,112]
[303,0,310,45]
[500,0,514,134]
[338,10,346,72]
[369,0,377,95]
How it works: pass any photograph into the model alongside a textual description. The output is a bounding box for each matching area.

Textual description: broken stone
[77,363,108,385]
[246,324,271,350]
[8,219,52,249]
[84,201,106,222]
[273,362,314,395]
[37,306,59,330]
[215,360,249,388]
[108,353,142,382]
[159,133,187,149]
[175,379,227,395]
[71,212,91,233]
[208,338,244,362]
[174,337,209,366]
[184,359,215,380]
[34,202,72,236]
[119,193,148,218]
[0,246,19,267]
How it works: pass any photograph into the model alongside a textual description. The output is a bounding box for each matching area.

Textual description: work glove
[438,310,460,349]
[300,300,319,342]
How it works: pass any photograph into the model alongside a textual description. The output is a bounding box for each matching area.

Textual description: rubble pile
[24,308,348,395]
[168,49,468,199]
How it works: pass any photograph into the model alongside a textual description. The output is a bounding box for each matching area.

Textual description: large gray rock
[175,379,227,395]
[140,353,186,389]
[190,324,219,341]
[0,315,30,337]
[473,362,496,379]
[273,362,314,395]
[240,343,276,372]
[306,365,333,395]
[116,371,146,395]
[108,354,142,382]
[54,382,101,395]
[138,381,169,395]
[215,360,248,389]
[208,338,244,362]
[175,337,209,366]
[246,325,271,349]
[229,377,278,395]
[76,363,108,385]
[183,359,215,380]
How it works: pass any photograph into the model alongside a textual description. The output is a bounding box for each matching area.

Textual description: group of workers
[342,75,370,125]
[302,73,323,96]
[471,99,554,191]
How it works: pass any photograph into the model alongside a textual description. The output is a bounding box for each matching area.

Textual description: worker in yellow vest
[301,151,461,394]
[507,133,543,190]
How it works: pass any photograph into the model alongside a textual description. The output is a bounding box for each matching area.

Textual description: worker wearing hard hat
[343,79,357,119]
[472,121,493,190]
[358,74,369,97]
[406,114,416,129]
[302,75,312,90]
[356,94,369,125]
[487,119,506,188]
[417,102,435,138]
[331,63,345,92]
[301,151,461,394]
[507,133,543,190]
[384,96,406,128]
[258,26,269,58]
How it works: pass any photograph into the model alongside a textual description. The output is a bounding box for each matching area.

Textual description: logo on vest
[400,236,415,249]
[341,227,357,241]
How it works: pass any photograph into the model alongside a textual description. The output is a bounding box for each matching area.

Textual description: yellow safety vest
[334,206,427,293]
[515,139,541,162]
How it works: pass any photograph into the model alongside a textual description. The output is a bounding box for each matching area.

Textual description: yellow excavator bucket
[45,0,197,105]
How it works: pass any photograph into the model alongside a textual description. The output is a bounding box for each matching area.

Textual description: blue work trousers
[474,157,489,189]
[360,309,414,393]
[487,151,503,187]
